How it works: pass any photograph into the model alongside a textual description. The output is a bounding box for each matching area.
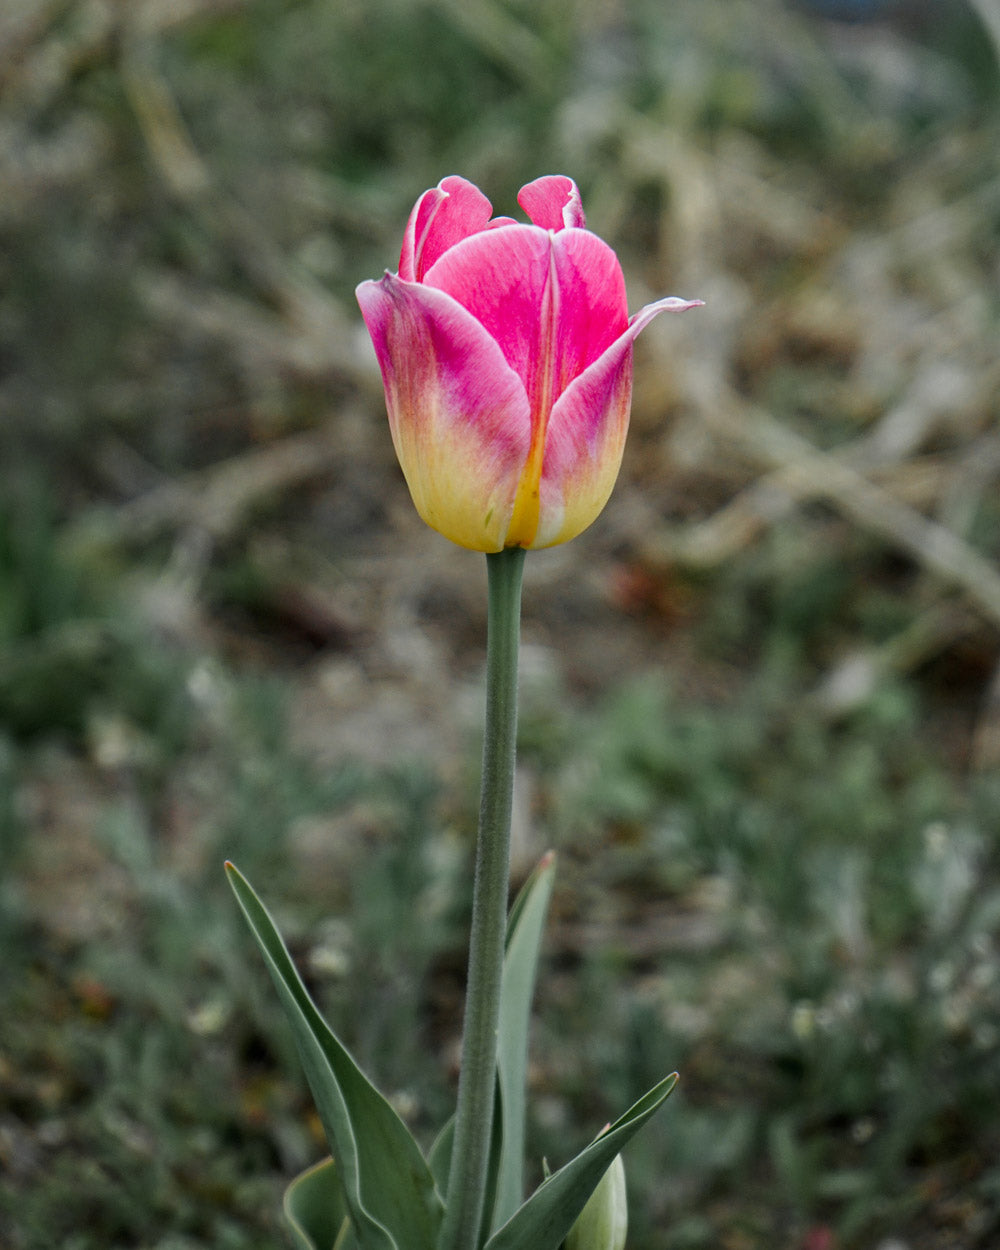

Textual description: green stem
[439,546,526,1250]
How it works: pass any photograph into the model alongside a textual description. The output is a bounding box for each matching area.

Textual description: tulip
[356,175,702,552]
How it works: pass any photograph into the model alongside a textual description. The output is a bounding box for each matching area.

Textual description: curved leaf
[226,862,442,1250]
[484,1076,678,1250]
[431,852,556,1234]
[284,1157,352,1250]
[427,1117,455,1199]
[493,852,556,1230]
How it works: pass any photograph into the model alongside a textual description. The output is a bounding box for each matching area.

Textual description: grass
[523,676,1000,1244]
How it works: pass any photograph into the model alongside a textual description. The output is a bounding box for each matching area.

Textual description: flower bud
[356,175,702,552]
[565,1152,627,1250]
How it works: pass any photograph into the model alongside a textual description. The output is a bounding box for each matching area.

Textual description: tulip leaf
[479,1087,505,1249]
[225,862,443,1250]
[430,856,555,1237]
[284,1157,355,1250]
[493,852,556,1231]
[484,1075,678,1250]
[427,1116,454,1199]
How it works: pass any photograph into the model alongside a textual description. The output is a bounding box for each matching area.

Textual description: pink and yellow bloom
[356,175,702,552]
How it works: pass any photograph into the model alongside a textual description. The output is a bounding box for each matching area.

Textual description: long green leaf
[431,854,556,1228]
[284,1157,352,1250]
[484,1076,678,1250]
[427,1117,454,1199]
[226,862,442,1250]
[493,852,556,1231]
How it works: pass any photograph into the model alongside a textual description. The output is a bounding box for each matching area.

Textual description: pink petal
[398,176,495,283]
[423,224,628,410]
[547,229,630,388]
[517,176,586,231]
[356,273,531,552]
[423,223,634,547]
[628,294,705,332]
[533,294,704,548]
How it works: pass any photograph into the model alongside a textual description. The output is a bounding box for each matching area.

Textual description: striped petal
[356,273,531,552]
[423,225,628,412]
[533,296,705,548]
[424,224,629,546]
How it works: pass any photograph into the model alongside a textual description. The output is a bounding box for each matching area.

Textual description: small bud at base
[565,1153,627,1250]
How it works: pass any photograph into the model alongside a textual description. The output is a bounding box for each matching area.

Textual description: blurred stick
[0,0,114,102]
[0,0,61,67]
[103,421,349,544]
[654,457,960,570]
[0,0,244,103]
[119,17,366,387]
[658,418,1000,571]
[653,350,1000,716]
[651,368,1000,631]
[811,606,977,719]
[135,268,380,389]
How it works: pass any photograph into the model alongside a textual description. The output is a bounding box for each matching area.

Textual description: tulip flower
[231,181,685,1250]
[356,175,702,552]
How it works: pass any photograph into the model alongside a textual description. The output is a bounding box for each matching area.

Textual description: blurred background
[2,0,1000,1247]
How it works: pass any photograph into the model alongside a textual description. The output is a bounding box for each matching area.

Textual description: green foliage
[0,731,449,1250]
[236,847,653,1250]
[284,1157,352,1250]
[226,862,445,1250]
[486,1079,675,1250]
[520,677,1000,1245]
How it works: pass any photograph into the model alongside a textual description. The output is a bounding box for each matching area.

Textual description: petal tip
[517,175,586,231]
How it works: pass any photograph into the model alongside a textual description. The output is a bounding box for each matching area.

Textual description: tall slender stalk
[439,546,526,1250]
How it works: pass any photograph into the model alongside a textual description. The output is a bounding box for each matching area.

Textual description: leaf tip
[224,860,245,887]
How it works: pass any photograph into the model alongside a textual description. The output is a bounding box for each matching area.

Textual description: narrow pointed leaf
[479,1084,505,1250]
[333,1219,358,1250]
[226,862,442,1250]
[484,1076,678,1250]
[493,852,557,1230]
[503,850,555,953]
[431,854,556,1234]
[427,1117,455,1199]
[284,1157,353,1250]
